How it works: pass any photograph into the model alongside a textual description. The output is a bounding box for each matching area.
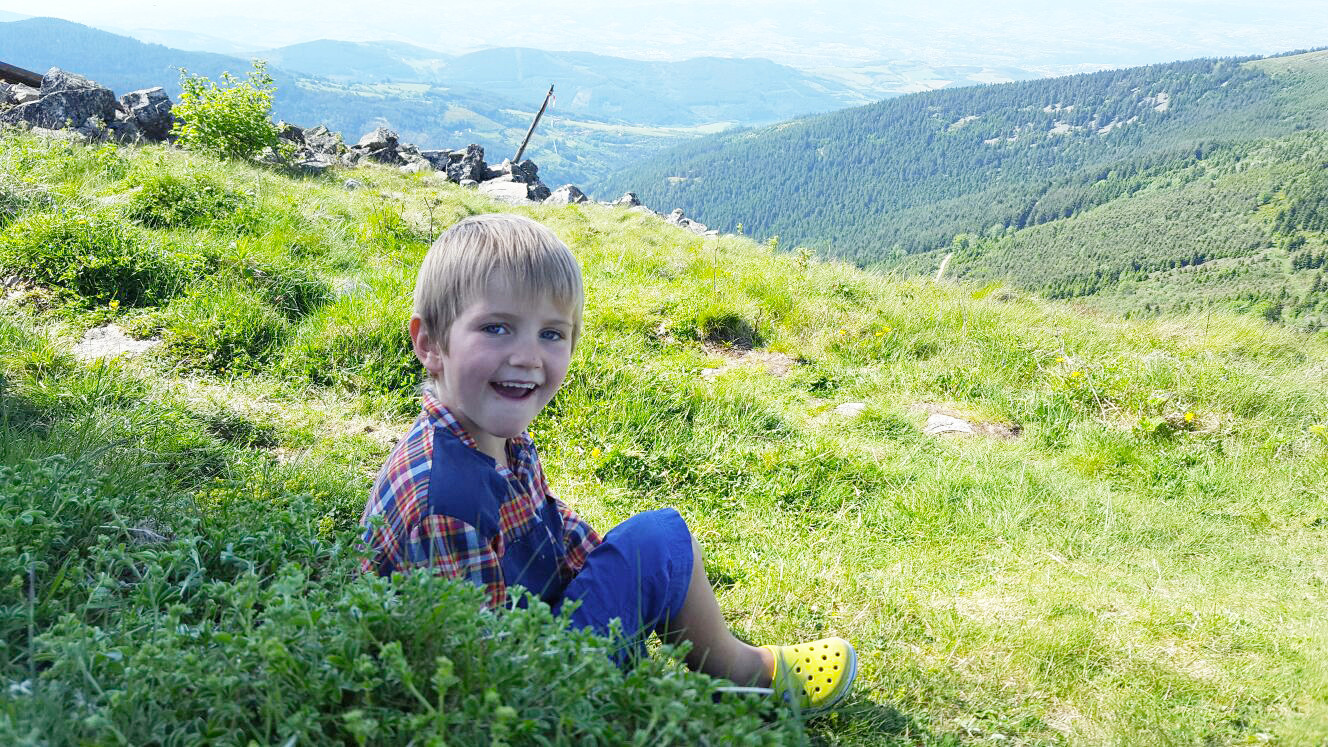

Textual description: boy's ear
[409,315,444,377]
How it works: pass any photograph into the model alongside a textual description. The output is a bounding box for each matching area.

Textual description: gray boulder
[486,158,539,184]
[418,149,450,170]
[666,207,709,235]
[613,192,642,207]
[526,180,551,202]
[302,125,344,156]
[0,67,118,131]
[545,184,589,205]
[350,127,402,164]
[445,144,487,183]
[119,87,173,141]
[0,82,39,105]
[276,121,306,145]
[479,177,533,204]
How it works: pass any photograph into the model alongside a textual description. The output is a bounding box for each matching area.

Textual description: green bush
[124,172,252,229]
[0,211,186,306]
[172,61,280,160]
[159,282,289,373]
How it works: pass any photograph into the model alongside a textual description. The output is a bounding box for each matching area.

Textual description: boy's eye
[481,323,509,335]
[540,329,566,342]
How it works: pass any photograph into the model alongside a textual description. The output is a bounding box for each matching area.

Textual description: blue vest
[424,428,568,605]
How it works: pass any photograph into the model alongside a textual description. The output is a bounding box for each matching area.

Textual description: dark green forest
[596,51,1328,332]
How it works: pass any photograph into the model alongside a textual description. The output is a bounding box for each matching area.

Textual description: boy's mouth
[491,381,539,400]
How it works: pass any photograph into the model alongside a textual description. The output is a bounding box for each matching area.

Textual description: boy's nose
[507,336,543,368]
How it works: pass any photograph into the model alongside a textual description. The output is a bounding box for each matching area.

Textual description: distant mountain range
[0,16,1044,186]
[596,49,1328,331]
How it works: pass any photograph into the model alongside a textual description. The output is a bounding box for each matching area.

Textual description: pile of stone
[0,67,174,144]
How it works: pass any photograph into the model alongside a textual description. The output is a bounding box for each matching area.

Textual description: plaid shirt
[359,390,601,608]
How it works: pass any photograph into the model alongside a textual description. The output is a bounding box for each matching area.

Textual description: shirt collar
[421,388,534,462]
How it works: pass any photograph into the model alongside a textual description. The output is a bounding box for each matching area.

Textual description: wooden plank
[0,61,43,88]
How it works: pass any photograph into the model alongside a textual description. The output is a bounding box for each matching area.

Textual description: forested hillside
[596,50,1328,331]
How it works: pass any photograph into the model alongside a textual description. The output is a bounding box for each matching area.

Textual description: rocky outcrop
[545,184,588,205]
[118,87,173,141]
[665,207,709,235]
[0,68,174,144]
[612,192,642,207]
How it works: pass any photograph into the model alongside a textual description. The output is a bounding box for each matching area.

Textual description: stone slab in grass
[73,324,160,361]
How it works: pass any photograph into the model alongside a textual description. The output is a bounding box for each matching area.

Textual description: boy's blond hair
[414,213,584,351]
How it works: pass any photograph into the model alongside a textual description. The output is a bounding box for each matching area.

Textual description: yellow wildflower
[1069,370,1083,379]
[108,299,119,310]
[1184,412,1195,423]
[590,447,602,459]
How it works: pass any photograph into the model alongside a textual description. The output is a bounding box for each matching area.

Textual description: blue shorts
[552,508,694,663]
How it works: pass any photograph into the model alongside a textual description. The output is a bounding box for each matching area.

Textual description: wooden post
[0,61,43,88]
[512,84,554,164]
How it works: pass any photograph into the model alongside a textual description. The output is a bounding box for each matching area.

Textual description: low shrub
[158,282,289,373]
[0,211,186,306]
[124,172,252,229]
[172,61,280,161]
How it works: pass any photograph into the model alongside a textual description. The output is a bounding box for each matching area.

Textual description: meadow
[1,131,1326,745]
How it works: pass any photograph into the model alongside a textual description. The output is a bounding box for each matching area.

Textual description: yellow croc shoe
[762,637,857,715]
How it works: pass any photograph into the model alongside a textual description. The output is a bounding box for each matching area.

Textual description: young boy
[359,213,855,713]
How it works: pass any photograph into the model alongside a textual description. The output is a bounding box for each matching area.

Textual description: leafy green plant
[172,61,280,160]
[0,211,185,306]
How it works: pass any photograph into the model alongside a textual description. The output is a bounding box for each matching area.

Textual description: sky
[3,1,1328,72]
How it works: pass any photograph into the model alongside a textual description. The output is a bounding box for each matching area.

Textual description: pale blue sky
[3,1,1327,72]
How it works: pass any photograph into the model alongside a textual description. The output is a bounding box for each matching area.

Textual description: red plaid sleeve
[405,514,506,608]
[554,495,600,578]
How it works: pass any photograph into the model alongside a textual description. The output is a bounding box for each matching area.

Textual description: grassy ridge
[2,132,1327,745]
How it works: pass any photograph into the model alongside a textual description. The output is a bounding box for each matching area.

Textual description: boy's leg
[556,508,772,684]
[663,532,773,686]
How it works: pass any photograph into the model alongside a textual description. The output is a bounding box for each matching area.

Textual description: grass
[1,130,1327,745]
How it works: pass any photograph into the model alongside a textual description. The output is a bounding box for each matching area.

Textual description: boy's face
[411,280,575,462]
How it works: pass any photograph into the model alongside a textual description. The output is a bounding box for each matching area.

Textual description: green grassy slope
[2,133,1327,745]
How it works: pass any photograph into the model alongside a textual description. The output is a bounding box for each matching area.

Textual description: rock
[664,207,709,234]
[545,184,589,205]
[458,178,478,187]
[419,149,450,169]
[119,87,174,141]
[613,192,642,207]
[833,402,868,418]
[0,67,118,131]
[276,121,306,144]
[106,114,142,144]
[294,156,335,174]
[924,413,975,436]
[478,178,533,204]
[1,83,40,104]
[302,125,344,156]
[72,324,160,362]
[526,180,551,202]
[343,178,366,190]
[356,126,398,150]
[350,126,402,164]
[445,144,487,183]
[399,159,432,174]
